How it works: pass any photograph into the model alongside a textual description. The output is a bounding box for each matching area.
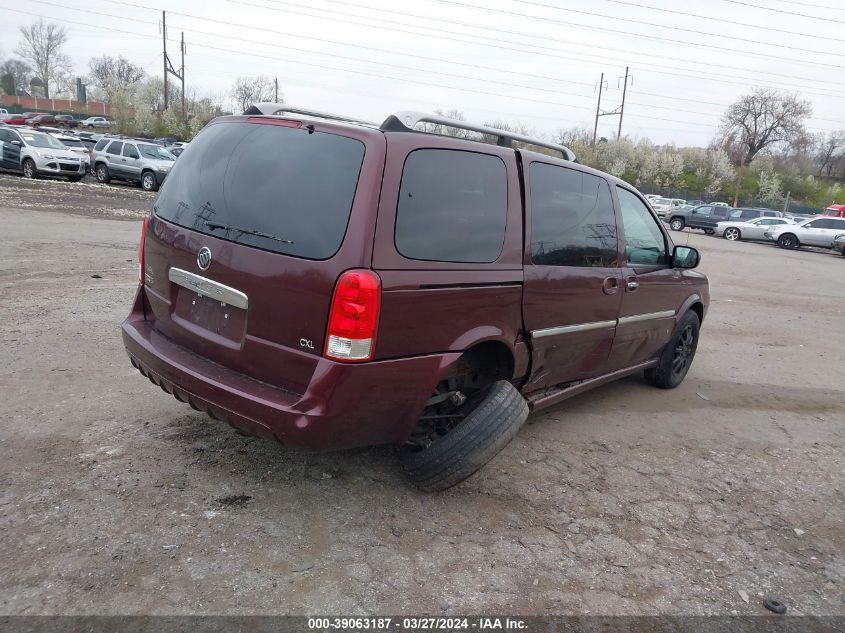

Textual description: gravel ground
[0,174,842,616]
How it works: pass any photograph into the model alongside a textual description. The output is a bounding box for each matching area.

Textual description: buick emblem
[197,247,212,271]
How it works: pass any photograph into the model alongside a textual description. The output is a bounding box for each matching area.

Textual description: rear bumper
[121,290,459,450]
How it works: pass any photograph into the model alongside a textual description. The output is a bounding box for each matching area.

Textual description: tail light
[324,269,381,362]
[138,215,150,284]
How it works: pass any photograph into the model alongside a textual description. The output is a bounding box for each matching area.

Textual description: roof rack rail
[380,111,576,162]
[244,103,376,126]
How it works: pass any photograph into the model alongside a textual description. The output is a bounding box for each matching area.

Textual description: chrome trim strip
[531,310,676,339]
[168,268,248,310]
[618,310,675,325]
[531,319,617,339]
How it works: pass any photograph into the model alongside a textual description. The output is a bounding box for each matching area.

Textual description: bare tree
[231,76,278,113]
[718,89,812,166]
[15,19,72,99]
[88,55,145,101]
[0,58,32,95]
[815,131,845,178]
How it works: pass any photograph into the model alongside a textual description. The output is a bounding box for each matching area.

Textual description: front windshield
[20,132,66,149]
[137,143,175,161]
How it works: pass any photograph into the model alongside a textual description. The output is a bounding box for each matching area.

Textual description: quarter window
[617,187,668,266]
[395,149,507,263]
[529,163,617,267]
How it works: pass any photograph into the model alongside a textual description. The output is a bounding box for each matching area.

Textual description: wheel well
[689,301,704,325]
[456,341,515,385]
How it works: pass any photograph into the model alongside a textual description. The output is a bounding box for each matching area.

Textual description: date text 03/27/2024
[307,618,528,631]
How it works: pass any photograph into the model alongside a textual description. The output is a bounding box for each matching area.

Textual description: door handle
[626,277,639,291]
[602,277,619,295]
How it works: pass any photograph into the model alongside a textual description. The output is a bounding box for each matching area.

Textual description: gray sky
[1,0,843,146]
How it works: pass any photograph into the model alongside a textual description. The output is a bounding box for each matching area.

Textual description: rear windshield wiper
[204,221,294,244]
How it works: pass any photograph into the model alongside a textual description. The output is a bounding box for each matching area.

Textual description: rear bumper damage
[121,288,458,450]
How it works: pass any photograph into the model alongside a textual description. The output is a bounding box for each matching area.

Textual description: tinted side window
[713,208,729,218]
[741,209,758,219]
[122,144,139,159]
[695,206,712,216]
[530,163,617,267]
[617,187,667,266]
[94,138,109,151]
[395,149,507,263]
[831,219,845,230]
[106,141,123,155]
[0,130,12,142]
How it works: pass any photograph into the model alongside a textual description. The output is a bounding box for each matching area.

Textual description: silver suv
[92,138,175,191]
[0,127,87,181]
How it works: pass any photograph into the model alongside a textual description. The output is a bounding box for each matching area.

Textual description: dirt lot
[0,173,842,616]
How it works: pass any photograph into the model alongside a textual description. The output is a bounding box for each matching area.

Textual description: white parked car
[712,202,729,208]
[0,127,87,180]
[714,216,794,241]
[765,216,845,249]
[649,197,675,217]
[50,133,92,169]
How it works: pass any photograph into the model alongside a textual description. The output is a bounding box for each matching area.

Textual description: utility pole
[617,66,630,139]
[180,32,186,124]
[592,72,604,146]
[161,11,168,110]
[783,190,791,213]
[161,11,186,123]
[274,77,279,102]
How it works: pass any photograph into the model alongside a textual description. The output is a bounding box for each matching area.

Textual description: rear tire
[670,217,685,231]
[644,310,700,389]
[724,227,741,241]
[704,229,715,235]
[95,164,111,184]
[777,233,799,249]
[402,380,528,492]
[22,158,37,179]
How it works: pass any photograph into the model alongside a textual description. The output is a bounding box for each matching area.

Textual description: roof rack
[244,103,376,126]
[380,111,576,162]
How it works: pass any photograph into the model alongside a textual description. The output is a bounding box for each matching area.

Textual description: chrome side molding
[531,310,675,339]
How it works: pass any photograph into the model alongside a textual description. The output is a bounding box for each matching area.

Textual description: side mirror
[11,140,21,146]
[673,245,700,269]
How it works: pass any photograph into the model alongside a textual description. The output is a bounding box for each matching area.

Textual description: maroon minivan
[122,105,708,490]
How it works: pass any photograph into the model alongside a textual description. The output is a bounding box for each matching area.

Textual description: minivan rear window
[153,121,366,260]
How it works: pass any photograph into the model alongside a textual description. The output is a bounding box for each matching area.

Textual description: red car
[1,113,27,125]
[122,106,709,490]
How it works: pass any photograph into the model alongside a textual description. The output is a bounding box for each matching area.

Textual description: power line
[242,0,845,101]
[423,0,845,70]
[512,0,835,54]
[590,0,825,39]
[772,0,845,10]
[716,0,845,23]
[1,5,839,136]
[267,0,843,93]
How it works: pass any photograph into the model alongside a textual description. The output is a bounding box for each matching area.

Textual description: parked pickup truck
[122,105,709,491]
[667,205,783,234]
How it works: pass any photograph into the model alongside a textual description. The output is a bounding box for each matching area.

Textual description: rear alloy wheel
[95,164,111,184]
[141,171,159,192]
[724,227,741,241]
[670,218,685,231]
[22,158,37,179]
[402,380,529,492]
[644,310,700,389]
[777,233,799,249]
